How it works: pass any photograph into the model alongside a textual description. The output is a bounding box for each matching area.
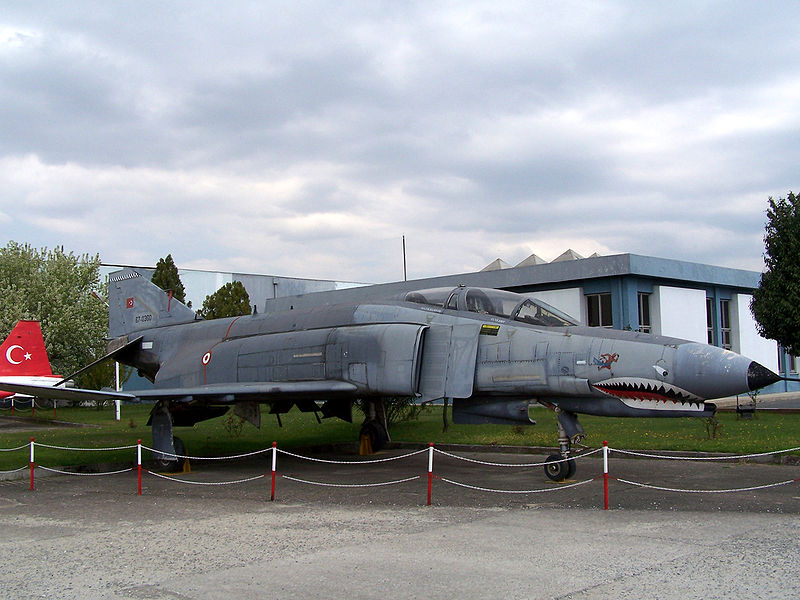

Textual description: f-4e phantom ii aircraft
[0,269,781,480]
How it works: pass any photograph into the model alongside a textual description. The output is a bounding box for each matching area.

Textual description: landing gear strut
[359,399,390,454]
[149,401,186,472]
[541,405,584,482]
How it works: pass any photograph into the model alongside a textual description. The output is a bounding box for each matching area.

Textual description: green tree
[0,242,106,384]
[198,281,251,319]
[751,192,800,354]
[151,254,188,306]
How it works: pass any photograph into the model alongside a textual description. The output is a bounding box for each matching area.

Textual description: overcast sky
[1,1,798,283]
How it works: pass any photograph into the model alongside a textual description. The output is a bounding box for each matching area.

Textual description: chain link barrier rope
[146,471,266,486]
[0,444,29,452]
[37,466,134,477]
[434,446,602,467]
[0,466,29,474]
[437,475,597,494]
[277,447,428,464]
[139,445,271,461]
[4,437,800,504]
[280,474,421,488]
[613,476,800,494]
[34,442,137,452]
[608,445,800,461]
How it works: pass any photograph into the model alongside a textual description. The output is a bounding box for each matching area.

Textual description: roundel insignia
[201,351,212,365]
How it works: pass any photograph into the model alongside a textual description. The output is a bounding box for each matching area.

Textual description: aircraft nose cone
[747,361,781,391]
[673,343,754,399]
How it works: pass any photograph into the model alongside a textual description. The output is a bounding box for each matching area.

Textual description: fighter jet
[0,269,780,480]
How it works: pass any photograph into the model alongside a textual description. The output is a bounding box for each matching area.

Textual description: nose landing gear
[540,404,585,482]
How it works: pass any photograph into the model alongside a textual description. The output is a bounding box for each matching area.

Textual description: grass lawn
[1,403,799,470]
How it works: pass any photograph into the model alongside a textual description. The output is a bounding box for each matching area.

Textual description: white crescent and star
[5,345,32,365]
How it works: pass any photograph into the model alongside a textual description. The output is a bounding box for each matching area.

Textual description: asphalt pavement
[1,446,799,599]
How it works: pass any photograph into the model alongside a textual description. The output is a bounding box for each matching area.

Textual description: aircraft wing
[133,381,359,403]
[0,382,134,403]
[0,380,358,404]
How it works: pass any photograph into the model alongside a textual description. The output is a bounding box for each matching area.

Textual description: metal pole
[402,235,407,281]
[29,437,35,491]
[603,440,609,510]
[271,441,277,501]
[137,439,142,496]
[427,442,434,506]
[115,362,121,421]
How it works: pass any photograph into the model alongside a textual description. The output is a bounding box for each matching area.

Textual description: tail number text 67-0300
[135,314,153,323]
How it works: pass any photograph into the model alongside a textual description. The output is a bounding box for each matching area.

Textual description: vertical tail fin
[0,321,54,376]
[108,269,199,339]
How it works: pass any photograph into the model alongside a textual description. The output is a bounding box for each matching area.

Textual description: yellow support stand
[359,433,372,456]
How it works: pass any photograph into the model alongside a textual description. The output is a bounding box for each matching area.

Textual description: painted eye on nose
[653,365,668,377]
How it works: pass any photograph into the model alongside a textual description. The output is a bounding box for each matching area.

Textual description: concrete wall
[731,293,778,370]
[651,286,708,343]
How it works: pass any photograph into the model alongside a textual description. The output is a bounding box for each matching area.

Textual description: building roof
[263,253,763,312]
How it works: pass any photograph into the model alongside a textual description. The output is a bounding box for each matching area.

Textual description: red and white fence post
[29,437,35,491]
[137,439,142,496]
[270,441,277,501]
[427,442,434,506]
[603,440,609,510]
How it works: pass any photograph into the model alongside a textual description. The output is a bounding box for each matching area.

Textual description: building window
[706,298,714,345]
[719,299,732,350]
[637,293,651,333]
[586,293,613,328]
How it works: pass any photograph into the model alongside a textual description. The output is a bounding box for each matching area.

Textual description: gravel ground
[1,449,799,599]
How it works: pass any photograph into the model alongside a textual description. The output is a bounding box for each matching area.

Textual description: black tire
[544,453,575,482]
[154,436,186,472]
[360,420,388,452]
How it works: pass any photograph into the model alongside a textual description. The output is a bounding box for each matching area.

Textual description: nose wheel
[544,454,576,481]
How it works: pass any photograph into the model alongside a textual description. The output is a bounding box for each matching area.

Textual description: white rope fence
[0,444,29,452]
[147,471,266,486]
[612,477,800,494]
[0,466,29,474]
[280,474,421,488]
[36,442,137,452]
[437,476,597,494]
[140,445,272,462]
[38,466,133,477]
[610,445,800,461]
[277,447,428,464]
[1,438,797,507]
[434,446,602,467]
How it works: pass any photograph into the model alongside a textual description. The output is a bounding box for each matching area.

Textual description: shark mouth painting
[593,377,707,412]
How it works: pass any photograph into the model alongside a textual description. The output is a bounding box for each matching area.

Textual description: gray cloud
[1,1,798,283]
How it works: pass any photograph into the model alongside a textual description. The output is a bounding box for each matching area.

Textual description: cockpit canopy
[403,286,578,327]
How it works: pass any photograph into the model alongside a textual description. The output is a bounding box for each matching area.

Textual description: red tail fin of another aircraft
[0,321,54,377]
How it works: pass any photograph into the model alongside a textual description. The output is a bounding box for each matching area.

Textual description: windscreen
[514,299,576,327]
[404,288,452,307]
